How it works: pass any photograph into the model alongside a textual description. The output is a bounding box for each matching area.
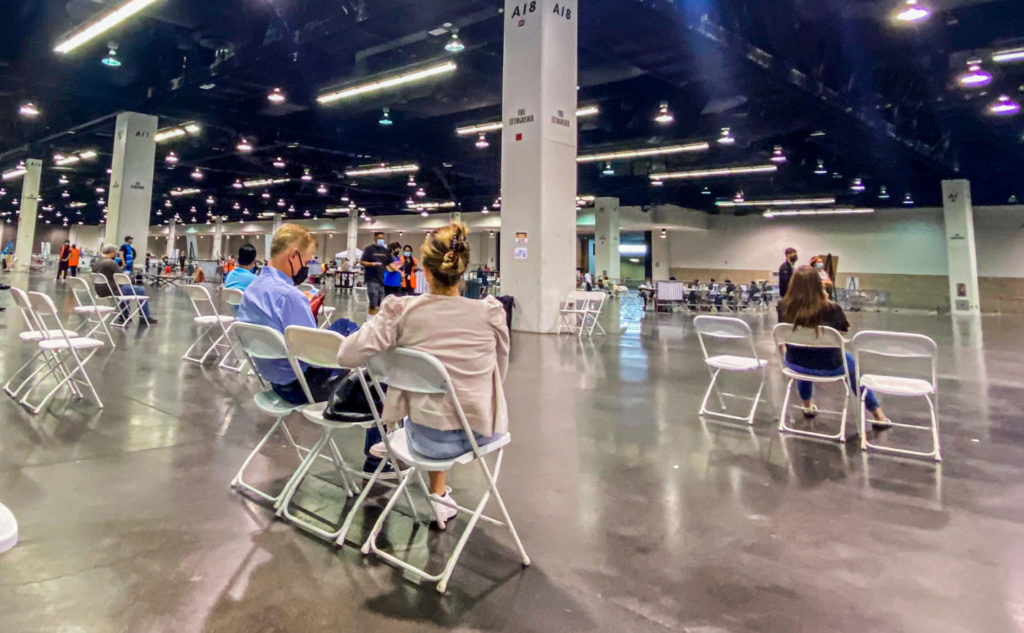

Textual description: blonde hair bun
[422,223,471,286]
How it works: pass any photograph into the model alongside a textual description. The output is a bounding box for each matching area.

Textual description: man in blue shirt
[237,225,379,469]
[224,243,258,291]
[117,235,136,273]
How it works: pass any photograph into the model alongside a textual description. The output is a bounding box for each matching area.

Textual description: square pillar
[941,180,980,314]
[594,197,620,281]
[650,228,670,281]
[166,217,176,257]
[212,216,224,260]
[14,158,42,271]
[105,112,158,252]
[347,213,360,267]
[499,0,578,333]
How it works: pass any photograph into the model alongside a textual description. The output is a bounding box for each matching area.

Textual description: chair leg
[275,429,331,514]
[360,466,415,555]
[928,395,942,462]
[777,378,794,433]
[231,416,290,504]
[698,368,722,417]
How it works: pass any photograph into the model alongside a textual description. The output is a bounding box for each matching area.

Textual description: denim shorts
[366,282,385,309]
[405,419,501,460]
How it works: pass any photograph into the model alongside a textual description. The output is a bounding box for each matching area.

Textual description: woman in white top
[337,223,509,525]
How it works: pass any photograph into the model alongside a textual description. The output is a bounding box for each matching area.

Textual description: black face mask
[288,250,309,286]
[789,255,798,264]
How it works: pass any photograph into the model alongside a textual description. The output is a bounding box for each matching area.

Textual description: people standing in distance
[117,236,137,274]
[809,255,835,299]
[777,247,798,320]
[400,244,418,296]
[57,240,71,281]
[360,231,391,316]
[384,242,403,297]
[68,244,80,278]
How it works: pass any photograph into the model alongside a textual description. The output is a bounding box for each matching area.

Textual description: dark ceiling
[0,0,1022,227]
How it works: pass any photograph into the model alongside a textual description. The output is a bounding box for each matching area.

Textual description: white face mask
[815,263,824,270]
[377,239,385,247]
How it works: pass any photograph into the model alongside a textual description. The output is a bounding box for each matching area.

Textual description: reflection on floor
[0,273,1021,633]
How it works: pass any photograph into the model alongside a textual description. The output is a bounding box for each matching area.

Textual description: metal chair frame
[695,316,767,425]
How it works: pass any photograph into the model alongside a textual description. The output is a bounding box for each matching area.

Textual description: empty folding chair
[360,348,531,595]
[853,331,941,461]
[228,322,337,507]
[182,284,236,366]
[773,323,852,443]
[21,291,104,413]
[67,276,116,348]
[3,287,81,401]
[279,326,418,545]
[694,316,767,425]
[219,288,247,372]
[112,272,151,326]
[558,290,594,335]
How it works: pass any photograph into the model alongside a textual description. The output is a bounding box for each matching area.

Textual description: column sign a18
[509,2,572,20]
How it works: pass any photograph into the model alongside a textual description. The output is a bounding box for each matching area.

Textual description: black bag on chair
[322,368,386,423]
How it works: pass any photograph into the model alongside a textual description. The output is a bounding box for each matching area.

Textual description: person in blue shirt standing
[224,243,258,291]
[237,224,380,471]
[117,235,136,274]
[383,241,403,297]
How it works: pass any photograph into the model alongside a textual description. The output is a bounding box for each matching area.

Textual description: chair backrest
[91,272,116,298]
[852,330,938,389]
[184,284,220,318]
[366,347,450,396]
[228,321,289,360]
[695,315,759,362]
[284,325,344,369]
[112,273,133,296]
[772,322,845,351]
[26,292,77,345]
[583,291,606,311]
[8,286,42,334]
[222,287,244,307]
[67,276,99,309]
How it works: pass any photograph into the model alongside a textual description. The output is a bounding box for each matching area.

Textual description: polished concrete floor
[1,273,1022,633]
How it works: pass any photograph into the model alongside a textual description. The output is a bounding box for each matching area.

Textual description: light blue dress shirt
[237,266,316,385]
[224,266,257,291]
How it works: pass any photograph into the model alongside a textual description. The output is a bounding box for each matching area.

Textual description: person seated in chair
[236,225,379,469]
[781,266,890,429]
[92,244,157,325]
[224,243,259,292]
[337,223,509,528]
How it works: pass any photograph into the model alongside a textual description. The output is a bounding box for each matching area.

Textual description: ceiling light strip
[764,208,874,218]
[53,0,162,54]
[577,142,710,164]
[345,163,420,177]
[169,188,201,196]
[992,48,1024,64]
[2,168,27,181]
[650,164,778,180]
[456,105,600,136]
[242,177,291,188]
[54,150,98,166]
[716,196,836,208]
[317,61,457,105]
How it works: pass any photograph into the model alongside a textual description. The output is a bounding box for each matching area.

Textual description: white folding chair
[228,322,341,508]
[558,290,605,336]
[112,272,151,326]
[359,348,530,594]
[853,331,941,461]
[182,284,237,366]
[695,316,767,425]
[67,276,116,348]
[279,326,419,544]
[0,501,16,554]
[22,291,104,414]
[3,287,82,402]
[773,323,852,442]
[219,288,248,372]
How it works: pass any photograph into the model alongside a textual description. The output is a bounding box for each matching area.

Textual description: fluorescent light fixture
[409,201,456,210]
[344,163,419,177]
[169,188,201,196]
[455,105,600,135]
[242,177,289,188]
[324,207,349,214]
[619,244,648,256]
[53,0,161,54]
[894,0,930,23]
[764,208,874,218]
[577,142,710,163]
[576,195,596,203]
[19,102,40,117]
[650,164,778,181]
[715,197,835,208]
[154,127,185,142]
[993,47,1024,64]
[54,150,97,166]
[317,61,457,105]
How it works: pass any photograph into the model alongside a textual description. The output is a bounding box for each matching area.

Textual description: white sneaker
[368,440,388,459]
[429,490,458,529]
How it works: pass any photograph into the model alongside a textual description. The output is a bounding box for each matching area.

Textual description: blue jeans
[405,418,501,460]
[785,352,879,412]
[118,285,152,319]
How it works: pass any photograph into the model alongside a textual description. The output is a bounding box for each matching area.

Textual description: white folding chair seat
[20,291,104,414]
[4,287,64,401]
[773,323,851,443]
[182,284,238,367]
[359,348,530,595]
[275,326,418,545]
[67,276,116,347]
[695,316,767,425]
[0,502,16,554]
[853,330,941,461]
[228,322,341,508]
[112,272,150,326]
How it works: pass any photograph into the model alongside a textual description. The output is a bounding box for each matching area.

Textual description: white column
[499,0,578,333]
[212,216,224,259]
[265,213,283,259]
[347,212,360,267]
[651,229,670,281]
[13,158,42,272]
[166,217,176,257]
[449,210,462,225]
[594,197,620,280]
[104,112,158,251]
[941,180,981,314]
